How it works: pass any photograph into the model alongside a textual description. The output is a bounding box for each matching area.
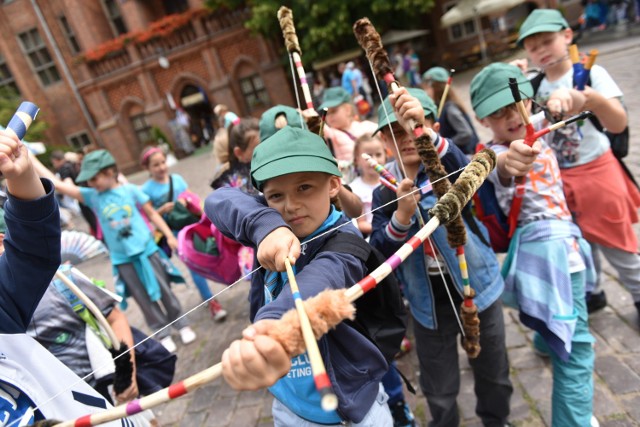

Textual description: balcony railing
[82,8,250,79]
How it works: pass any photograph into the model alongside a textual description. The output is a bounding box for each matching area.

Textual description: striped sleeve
[432,132,449,159]
[385,211,414,242]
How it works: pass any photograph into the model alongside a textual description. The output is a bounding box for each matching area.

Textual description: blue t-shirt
[141,174,188,210]
[80,185,154,264]
[341,68,355,95]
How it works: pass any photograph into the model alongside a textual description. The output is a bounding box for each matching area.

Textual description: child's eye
[267,193,282,201]
[298,184,312,192]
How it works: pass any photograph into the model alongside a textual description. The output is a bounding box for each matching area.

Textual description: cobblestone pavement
[71,26,640,427]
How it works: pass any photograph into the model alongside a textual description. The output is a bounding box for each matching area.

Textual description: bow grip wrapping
[7,102,39,140]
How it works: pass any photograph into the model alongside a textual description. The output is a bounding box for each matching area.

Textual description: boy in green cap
[515,8,640,317]
[421,66,479,155]
[369,87,512,427]
[471,61,597,427]
[33,149,197,354]
[206,126,395,426]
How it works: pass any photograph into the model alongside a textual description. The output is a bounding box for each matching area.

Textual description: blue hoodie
[0,178,61,333]
[206,188,388,423]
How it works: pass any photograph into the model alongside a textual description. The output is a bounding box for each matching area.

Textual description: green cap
[0,208,5,234]
[259,105,306,142]
[251,126,341,191]
[517,9,569,45]
[76,149,116,182]
[375,87,438,134]
[470,62,533,119]
[318,87,351,110]
[422,66,450,83]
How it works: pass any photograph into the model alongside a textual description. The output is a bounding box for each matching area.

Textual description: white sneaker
[160,336,177,353]
[179,326,197,345]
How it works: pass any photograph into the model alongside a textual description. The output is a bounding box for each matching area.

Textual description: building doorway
[180,85,214,148]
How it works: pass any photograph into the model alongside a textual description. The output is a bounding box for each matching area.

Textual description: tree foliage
[205,0,435,64]
[0,86,48,143]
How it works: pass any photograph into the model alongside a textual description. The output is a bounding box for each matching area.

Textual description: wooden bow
[52,152,496,427]
[353,18,481,358]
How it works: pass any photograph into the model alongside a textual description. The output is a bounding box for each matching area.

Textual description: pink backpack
[177,215,253,285]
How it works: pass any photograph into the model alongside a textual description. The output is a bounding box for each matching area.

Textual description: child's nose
[285,197,300,212]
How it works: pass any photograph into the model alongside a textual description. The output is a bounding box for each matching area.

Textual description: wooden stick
[437,69,455,118]
[284,258,338,411]
[54,152,496,427]
[361,153,397,185]
[508,78,535,145]
[569,44,580,64]
[584,49,598,71]
[278,6,314,110]
[55,270,120,351]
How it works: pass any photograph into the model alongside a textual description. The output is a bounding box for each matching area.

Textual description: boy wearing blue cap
[471,61,597,427]
[206,126,393,426]
[515,9,640,317]
[369,87,512,427]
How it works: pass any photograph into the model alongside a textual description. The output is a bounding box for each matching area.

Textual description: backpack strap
[320,232,372,264]
[529,71,545,95]
[168,175,174,202]
[320,232,416,394]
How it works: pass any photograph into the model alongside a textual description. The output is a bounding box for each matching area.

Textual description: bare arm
[583,87,627,133]
[107,307,138,403]
[356,215,372,236]
[30,151,84,202]
[0,130,45,200]
[337,186,363,219]
[140,201,178,250]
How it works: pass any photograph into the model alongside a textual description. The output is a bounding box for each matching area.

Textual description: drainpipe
[30,0,103,145]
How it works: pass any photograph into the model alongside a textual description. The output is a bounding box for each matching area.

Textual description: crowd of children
[4,6,639,427]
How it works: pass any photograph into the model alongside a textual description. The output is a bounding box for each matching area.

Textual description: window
[131,113,152,144]
[59,15,81,55]
[163,0,189,15]
[444,2,478,42]
[18,28,61,86]
[0,53,19,94]
[68,132,92,150]
[103,0,128,36]
[239,74,269,112]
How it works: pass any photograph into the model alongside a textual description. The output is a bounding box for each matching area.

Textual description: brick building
[0,0,293,172]
[422,0,583,70]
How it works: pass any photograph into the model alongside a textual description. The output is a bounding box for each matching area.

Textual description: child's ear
[233,146,243,160]
[432,121,441,134]
[477,116,491,128]
[328,176,341,198]
[563,28,573,44]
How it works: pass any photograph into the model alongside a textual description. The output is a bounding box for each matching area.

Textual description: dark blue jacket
[0,179,61,333]
[205,188,387,423]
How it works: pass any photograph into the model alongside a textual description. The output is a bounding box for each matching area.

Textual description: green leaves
[0,86,48,143]
[204,0,434,64]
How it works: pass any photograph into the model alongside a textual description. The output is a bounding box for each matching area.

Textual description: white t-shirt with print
[535,64,623,168]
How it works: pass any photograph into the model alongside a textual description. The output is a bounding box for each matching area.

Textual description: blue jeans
[381,361,404,405]
[189,269,212,301]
